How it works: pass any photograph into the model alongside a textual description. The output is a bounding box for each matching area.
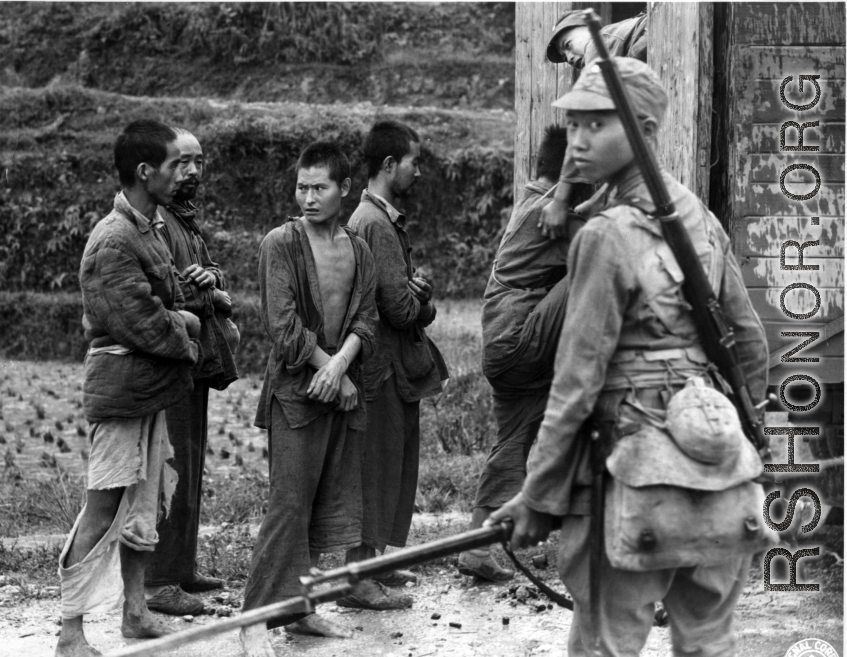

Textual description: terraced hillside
[0,2,516,305]
[0,2,515,110]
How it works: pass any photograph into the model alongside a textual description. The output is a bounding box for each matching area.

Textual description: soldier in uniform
[538,9,648,241]
[490,58,771,657]
[546,9,647,70]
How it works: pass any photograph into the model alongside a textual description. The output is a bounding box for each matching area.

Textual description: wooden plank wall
[725,3,845,381]
[513,2,611,200]
[648,3,713,203]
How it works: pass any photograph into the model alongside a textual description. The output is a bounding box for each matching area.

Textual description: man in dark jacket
[145,128,240,615]
[342,120,448,610]
[56,120,201,657]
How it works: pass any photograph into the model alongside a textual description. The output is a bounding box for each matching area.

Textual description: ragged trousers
[242,399,362,628]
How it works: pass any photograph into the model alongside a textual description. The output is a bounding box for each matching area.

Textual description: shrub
[0,4,515,109]
[0,88,513,298]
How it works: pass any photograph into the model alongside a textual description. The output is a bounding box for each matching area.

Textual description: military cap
[552,57,669,124]
[546,10,588,63]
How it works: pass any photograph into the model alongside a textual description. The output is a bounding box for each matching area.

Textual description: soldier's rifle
[579,9,771,655]
[582,9,771,458]
[102,522,578,657]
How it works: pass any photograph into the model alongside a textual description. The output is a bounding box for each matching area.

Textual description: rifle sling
[500,541,574,610]
[500,538,669,627]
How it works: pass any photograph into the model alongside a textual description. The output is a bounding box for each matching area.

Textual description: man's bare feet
[55,617,102,657]
[55,635,102,657]
[120,609,177,639]
[240,624,277,657]
[285,613,353,638]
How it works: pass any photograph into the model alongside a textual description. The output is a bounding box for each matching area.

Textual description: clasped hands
[182,264,231,313]
[307,356,358,411]
[408,275,432,303]
[183,263,216,289]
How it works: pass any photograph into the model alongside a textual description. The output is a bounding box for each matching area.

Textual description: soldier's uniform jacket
[583,11,647,66]
[521,166,769,518]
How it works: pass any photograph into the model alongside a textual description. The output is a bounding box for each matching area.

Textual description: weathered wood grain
[731,3,846,46]
[764,325,845,358]
[735,216,843,257]
[744,45,845,78]
[751,123,845,155]
[769,356,844,384]
[736,182,844,217]
[743,80,846,122]
[746,155,844,182]
[649,2,713,202]
[762,322,845,357]
[514,3,605,200]
[739,256,843,288]
[748,288,842,322]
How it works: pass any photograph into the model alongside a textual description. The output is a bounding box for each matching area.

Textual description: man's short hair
[535,125,569,181]
[114,120,178,187]
[296,141,351,186]
[363,120,420,179]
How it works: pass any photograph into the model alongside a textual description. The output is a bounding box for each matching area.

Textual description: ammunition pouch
[604,478,776,571]
[596,384,777,572]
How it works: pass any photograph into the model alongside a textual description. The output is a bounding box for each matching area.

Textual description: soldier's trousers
[558,515,751,657]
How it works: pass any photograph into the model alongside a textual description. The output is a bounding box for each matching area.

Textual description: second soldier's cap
[552,57,669,124]
[546,10,588,63]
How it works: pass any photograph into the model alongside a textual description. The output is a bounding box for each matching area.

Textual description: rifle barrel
[103,581,354,657]
[580,9,768,457]
[302,523,512,587]
[103,523,513,657]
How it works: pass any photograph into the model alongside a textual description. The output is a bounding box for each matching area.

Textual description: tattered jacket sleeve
[359,217,423,330]
[522,222,633,516]
[258,230,317,373]
[350,243,378,364]
[83,245,195,362]
[717,231,770,401]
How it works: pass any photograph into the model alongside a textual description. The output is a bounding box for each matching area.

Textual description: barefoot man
[240,142,377,656]
[56,119,202,656]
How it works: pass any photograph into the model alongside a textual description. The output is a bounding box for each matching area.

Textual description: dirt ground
[0,359,843,657]
[0,531,843,657]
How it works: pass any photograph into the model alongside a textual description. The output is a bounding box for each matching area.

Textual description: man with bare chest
[240,142,377,656]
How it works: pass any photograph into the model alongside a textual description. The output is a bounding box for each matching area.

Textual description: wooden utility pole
[648,2,714,202]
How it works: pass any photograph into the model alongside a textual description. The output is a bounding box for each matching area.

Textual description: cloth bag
[603,378,778,571]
